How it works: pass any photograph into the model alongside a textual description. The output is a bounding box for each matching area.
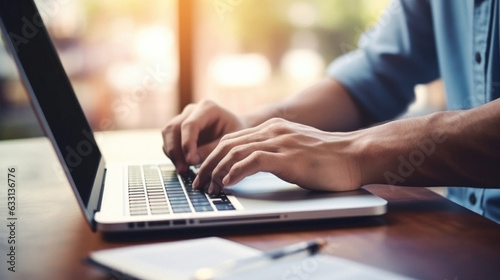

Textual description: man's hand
[162,100,247,173]
[191,97,500,194]
[192,118,362,194]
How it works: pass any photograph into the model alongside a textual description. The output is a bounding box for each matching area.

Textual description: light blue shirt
[328,0,500,223]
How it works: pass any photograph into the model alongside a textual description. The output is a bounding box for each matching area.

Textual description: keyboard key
[190,198,210,203]
[168,196,188,201]
[172,207,192,213]
[213,200,236,211]
[147,192,165,196]
[150,204,168,209]
[165,189,182,193]
[194,206,214,212]
[170,203,189,208]
[170,200,189,205]
[209,193,226,199]
[215,203,235,211]
[151,210,169,214]
[129,201,146,206]
[149,201,168,206]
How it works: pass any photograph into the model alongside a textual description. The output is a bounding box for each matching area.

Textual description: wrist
[240,103,283,128]
[354,112,452,186]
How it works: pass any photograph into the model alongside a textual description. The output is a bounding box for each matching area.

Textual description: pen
[193,239,326,280]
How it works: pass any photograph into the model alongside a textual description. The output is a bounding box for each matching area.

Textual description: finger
[180,119,202,165]
[193,130,269,190]
[192,138,236,191]
[162,105,195,173]
[218,151,284,192]
[208,142,272,193]
[162,119,188,173]
[192,119,285,191]
[180,102,222,165]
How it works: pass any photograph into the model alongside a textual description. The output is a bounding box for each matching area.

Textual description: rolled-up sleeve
[327,0,440,122]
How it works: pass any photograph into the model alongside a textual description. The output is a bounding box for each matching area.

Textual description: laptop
[0,1,386,233]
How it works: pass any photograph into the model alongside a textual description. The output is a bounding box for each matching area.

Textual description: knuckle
[269,122,290,135]
[180,119,196,131]
[268,117,283,124]
[218,138,237,154]
[249,151,265,164]
[219,139,233,151]
[266,117,283,124]
[182,103,195,112]
[163,115,185,135]
[220,133,234,143]
[229,161,244,176]
[220,134,230,142]
[276,134,295,146]
[228,145,245,158]
[199,99,216,109]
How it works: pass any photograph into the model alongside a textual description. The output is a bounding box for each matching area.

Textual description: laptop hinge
[91,167,107,230]
[87,158,107,231]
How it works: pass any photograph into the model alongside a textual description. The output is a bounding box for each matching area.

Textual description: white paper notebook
[88,237,414,280]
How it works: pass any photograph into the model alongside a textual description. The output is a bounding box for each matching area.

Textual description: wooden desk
[1,130,500,280]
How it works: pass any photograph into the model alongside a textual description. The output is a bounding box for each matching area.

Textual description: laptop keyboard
[127,165,236,216]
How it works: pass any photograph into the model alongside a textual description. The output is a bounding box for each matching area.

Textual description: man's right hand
[162,100,247,173]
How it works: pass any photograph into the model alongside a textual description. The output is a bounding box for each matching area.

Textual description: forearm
[356,99,500,188]
[241,78,366,132]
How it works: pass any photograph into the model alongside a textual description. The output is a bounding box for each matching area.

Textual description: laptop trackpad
[225,172,363,201]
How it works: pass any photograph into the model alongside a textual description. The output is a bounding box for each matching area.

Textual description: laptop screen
[0,1,102,207]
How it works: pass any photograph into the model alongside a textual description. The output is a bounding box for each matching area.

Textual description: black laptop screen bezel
[0,1,103,222]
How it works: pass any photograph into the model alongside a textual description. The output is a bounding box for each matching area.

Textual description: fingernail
[208,184,214,194]
[222,175,229,185]
[193,176,199,189]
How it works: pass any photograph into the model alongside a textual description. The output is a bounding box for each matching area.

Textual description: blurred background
[0,0,445,140]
